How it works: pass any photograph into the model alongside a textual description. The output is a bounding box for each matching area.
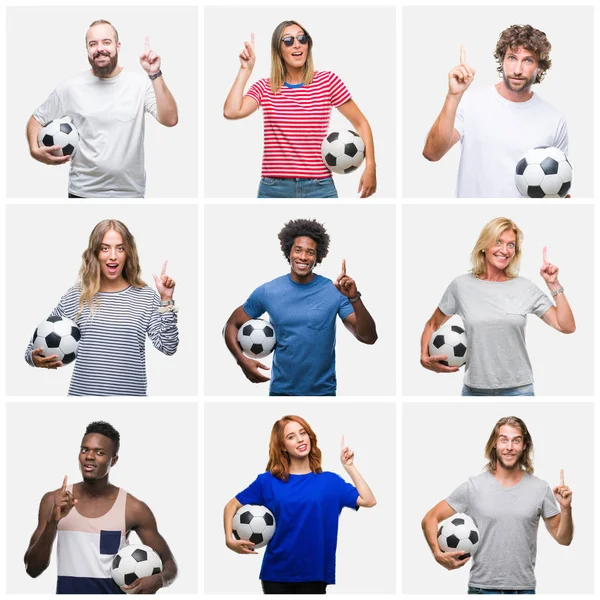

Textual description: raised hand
[334,259,358,298]
[540,246,559,285]
[140,36,161,75]
[448,44,476,96]
[152,260,175,301]
[553,469,573,508]
[420,353,460,374]
[48,476,77,523]
[340,435,355,466]
[239,32,256,70]
[31,347,63,369]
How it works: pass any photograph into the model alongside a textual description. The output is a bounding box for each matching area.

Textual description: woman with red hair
[223,415,376,594]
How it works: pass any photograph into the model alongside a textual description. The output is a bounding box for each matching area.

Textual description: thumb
[256,361,270,370]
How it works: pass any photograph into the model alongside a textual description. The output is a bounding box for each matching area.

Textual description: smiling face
[86,23,120,77]
[280,25,309,72]
[484,228,517,274]
[282,420,311,460]
[79,433,118,481]
[98,230,127,286]
[502,46,540,93]
[495,425,525,471]
[289,236,318,282]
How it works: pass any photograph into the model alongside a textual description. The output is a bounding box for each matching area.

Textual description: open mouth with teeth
[106,263,120,275]
[291,51,303,57]
[83,464,96,471]
[296,443,308,452]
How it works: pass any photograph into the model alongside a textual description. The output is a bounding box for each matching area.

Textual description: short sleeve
[236,475,265,506]
[438,279,458,317]
[338,294,354,321]
[33,89,64,126]
[528,282,553,318]
[332,473,360,511]
[328,72,351,108]
[553,115,569,156]
[454,103,465,140]
[144,79,158,119]
[242,284,267,319]
[541,483,560,519]
[246,79,267,107]
[446,480,470,514]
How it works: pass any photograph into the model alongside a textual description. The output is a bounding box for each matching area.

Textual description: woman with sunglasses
[224,20,377,199]
[223,415,377,594]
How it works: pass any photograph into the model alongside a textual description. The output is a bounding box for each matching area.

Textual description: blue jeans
[257,177,338,198]
[468,588,535,594]
[462,384,534,397]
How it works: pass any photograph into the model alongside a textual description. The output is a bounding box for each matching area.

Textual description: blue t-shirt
[242,274,354,395]
[236,471,359,584]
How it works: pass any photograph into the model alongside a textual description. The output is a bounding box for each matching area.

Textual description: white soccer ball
[321,129,365,174]
[32,316,81,365]
[38,117,80,157]
[237,318,276,359]
[428,324,467,368]
[515,146,572,198]
[111,544,163,591]
[233,504,276,549]
[438,513,480,559]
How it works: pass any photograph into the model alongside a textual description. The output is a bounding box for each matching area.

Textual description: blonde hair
[77,220,145,316]
[270,20,314,94]
[484,416,534,474]
[470,217,523,279]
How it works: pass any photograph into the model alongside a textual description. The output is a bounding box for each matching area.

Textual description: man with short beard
[421,416,573,593]
[422,24,568,198]
[26,19,178,198]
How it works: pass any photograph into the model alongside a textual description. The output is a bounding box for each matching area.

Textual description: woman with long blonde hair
[25,219,178,395]
[223,415,376,594]
[223,20,377,199]
[420,217,575,396]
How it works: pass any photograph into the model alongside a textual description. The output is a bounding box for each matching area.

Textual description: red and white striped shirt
[246,71,352,179]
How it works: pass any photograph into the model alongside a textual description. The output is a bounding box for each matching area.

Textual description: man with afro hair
[224,218,377,395]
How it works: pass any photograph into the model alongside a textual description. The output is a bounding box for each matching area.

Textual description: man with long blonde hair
[421,416,573,593]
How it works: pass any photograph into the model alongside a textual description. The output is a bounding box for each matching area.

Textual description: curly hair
[494,24,552,84]
[278,219,330,265]
[484,416,534,474]
[84,421,120,455]
[266,415,322,482]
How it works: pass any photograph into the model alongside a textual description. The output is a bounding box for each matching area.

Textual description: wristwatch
[348,292,362,303]
[149,70,163,81]
[551,287,564,297]
[160,299,175,306]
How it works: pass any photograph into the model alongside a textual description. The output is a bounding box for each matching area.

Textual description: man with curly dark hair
[223,218,377,395]
[423,24,568,198]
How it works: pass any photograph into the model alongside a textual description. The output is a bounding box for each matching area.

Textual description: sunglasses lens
[282,36,294,47]
[298,35,308,45]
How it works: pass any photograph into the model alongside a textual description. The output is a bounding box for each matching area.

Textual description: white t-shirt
[454,85,568,198]
[34,69,157,198]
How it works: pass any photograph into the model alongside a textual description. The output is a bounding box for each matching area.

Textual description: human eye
[117,246,125,252]
[508,243,515,249]
[80,447,87,453]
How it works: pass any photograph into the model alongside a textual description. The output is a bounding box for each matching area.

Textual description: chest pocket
[99,529,121,554]
[306,307,330,331]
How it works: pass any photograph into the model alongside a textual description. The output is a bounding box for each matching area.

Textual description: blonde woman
[25,219,178,396]
[223,20,376,199]
[420,217,575,396]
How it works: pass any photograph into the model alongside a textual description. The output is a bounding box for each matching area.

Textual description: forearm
[350,299,377,344]
[423,93,461,161]
[555,507,574,545]
[354,118,376,171]
[550,284,576,333]
[224,68,252,119]
[223,498,240,540]
[25,521,58,577]
[148,311,178,356]
[159,558,177,588]
[27,116,42,154]
[343,464,376,507]
[153,76,178,127]
[224,322,247,365]
[421,514,442,558]
[420,321,435,360]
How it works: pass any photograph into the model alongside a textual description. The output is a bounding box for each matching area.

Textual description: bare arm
[26,116,70,166]
[224,306,271,383]
[224,35,260,120]
[342,302,377,345]
[539,248,575,334]
[420,307,459,373]
[24,493,58,577]
[152,76,178,127]
[544,509,574,546]
[421,500,470,570]
[223,497,258,554]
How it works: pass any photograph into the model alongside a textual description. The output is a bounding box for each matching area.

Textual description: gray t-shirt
[438,274,553,389]
[446,471,560,590]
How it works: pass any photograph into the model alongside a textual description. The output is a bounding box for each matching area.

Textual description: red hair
[266,415,322,482]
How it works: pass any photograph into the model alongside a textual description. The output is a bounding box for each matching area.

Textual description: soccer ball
[237,318,276,359]
[32,316,81,365]
[438,513,480,560]
[111,544,163,590]
[428,324,467,367]
[321,130,365,174]
[233,504,276,549]
[515,146,572,198]
[37,117,80,157]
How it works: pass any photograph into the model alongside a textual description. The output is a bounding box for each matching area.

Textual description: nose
[85,450,95,461]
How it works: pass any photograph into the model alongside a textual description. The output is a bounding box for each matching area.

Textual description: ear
[111,455,119,467]
[117,41,122,52]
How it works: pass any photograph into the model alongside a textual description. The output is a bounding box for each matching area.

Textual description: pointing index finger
[460,44,466,65]
[145,36,150,53]
[341,435,345,450]
[543,246,548,264]
[161,260,167,276]
[342,258,346,277]
[560,469,564,486]
[61,475,68,492]
[251,32,255,51]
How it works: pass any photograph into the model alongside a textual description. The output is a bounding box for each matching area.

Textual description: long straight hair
[484,416,534,474]
[270,20,314,94]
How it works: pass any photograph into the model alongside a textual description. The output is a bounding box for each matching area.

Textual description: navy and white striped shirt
[26,286,178,396]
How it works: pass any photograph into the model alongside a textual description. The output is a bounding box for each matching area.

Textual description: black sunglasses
[281,34,309,47]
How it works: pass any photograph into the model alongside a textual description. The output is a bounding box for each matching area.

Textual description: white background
[204,401,396,594]
[402,402,594,594]
[402,204,594,396]
[204,6,396,199]
[204,203,396,396]
[402,6,594,198]
[6,203,198,396]
[6,401,198,594]
[6,6,198,198]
